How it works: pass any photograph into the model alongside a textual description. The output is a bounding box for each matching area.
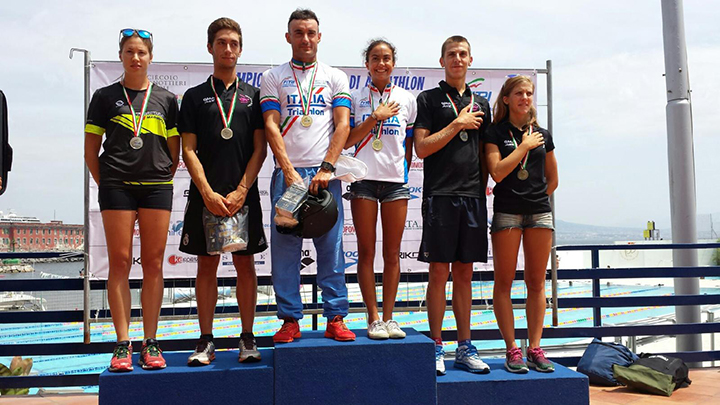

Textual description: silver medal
[221,127,234,140]
[129,137,144,150]
[459,131,469,142]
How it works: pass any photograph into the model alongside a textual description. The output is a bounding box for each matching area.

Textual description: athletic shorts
[179,194,268,256]
[344,180,410,203]
[418,195,488,263]
[98,186,173,211]
[490,211,554,233]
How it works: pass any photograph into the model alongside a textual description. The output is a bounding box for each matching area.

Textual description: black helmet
[276,189,338,238]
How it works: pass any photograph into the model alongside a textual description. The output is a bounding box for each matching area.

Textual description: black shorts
[179,194,268,256]
[98,185,173,211]
[418,195,488,263]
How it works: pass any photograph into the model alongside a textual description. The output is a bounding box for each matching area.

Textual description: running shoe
[527,347,555,373]
[108,342,133,372]
[505,346,529,374]
[324,315,356,341]
[273,318,301,343]
[435,345,446,376]
[187,338,215,366]
[367,320,389,339]
[385,320,406,339]
[454,343,490,374]
[239,332,261,363]
[139,338,166,370]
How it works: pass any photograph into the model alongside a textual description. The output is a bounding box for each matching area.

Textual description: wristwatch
[320,161,336,173]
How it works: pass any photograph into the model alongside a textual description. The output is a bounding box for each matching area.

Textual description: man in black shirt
[179,18,267,366]
[414,35,490,376]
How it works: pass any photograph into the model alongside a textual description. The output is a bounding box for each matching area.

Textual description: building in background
[0,211,83,252]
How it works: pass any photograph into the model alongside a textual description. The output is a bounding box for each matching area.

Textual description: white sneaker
[187,338,215,366]
[435,345,446,376]
[454,343,490,374]
[367,320,389,339]
[385,320,406,339]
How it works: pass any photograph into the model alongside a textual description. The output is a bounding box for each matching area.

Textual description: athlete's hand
[373,101,400,122]
[520,130,545,151]
[225,187,248,216]
[203,191,231,217]
[283,168,303,188]
[310,169,332,195]
[456,104,484,130]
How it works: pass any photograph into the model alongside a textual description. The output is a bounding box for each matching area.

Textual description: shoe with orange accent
[139,338,166,370]
[324,315,356,341]
[108,342,133,372]
[273,318,301,343]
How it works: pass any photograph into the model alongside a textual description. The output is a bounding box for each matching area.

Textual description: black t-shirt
[485,119,555,214]
[85,82,179,187]
[415,81,490,198]
[179,76,264,200]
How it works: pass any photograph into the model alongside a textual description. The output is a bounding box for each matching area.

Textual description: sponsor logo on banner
[404,220,421,231]
[399,251,419,260]
[183,189,190,198]
[169,220,183,236]
[255,251,267,266]
[343,219,355,236]
[132,257,142,265]
[148,74,186,87]
[410,155,423,171]
[468,78,485,88]
[300,257,315,270]
[344,250,358,269]
[168,255,198,265]
[259,190,269,196]
[408,186,422,200]
[176,161,188,172]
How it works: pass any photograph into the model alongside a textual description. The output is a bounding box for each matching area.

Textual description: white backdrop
[88,61,536,279]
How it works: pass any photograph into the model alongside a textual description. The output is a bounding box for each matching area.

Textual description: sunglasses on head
[119,28,153,43]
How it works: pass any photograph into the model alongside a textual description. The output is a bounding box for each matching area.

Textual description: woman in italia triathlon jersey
[345,39,417,339]
[84,29,179,372]
[485,75,559,374]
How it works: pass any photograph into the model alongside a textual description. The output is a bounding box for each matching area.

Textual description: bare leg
[522,228,553,349]
[136,208,170,340]
[351,198,380,323]
[379,199,407,321]
[491,228,523,349]
[451,262,474,341]
[196,255,220,335]
[102,210,137,342]
[233,254,257,333]
[427,262,450,340]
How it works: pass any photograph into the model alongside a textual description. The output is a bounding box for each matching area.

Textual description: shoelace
[462,345,479,358]
[280,321,296,333]
[240,334,255,349]
[113,345,130,359]
[195,339,209,353]
[332,316,349,331]
[529,348,547,360]
[144,343,161,357]
[508,348,523,362]
[435,346,445,358]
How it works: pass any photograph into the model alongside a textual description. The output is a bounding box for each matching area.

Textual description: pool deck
[1,367,718,404]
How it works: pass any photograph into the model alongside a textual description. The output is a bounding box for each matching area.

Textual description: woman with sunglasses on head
[344,39,416,339]
[485,76,558,373]
[84,28,180,372]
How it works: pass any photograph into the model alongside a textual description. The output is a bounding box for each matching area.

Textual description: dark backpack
[577,338,639,386]
[613,353,692,396]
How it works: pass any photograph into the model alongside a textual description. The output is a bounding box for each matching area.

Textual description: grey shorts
[490,211,554,233]
[345,180,410,203]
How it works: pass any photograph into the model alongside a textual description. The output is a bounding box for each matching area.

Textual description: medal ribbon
[290,61,319,118]
[122,82,153,138]
[445,91,474,138]
[355,84,394,156]
[508,124,531,170]
[210,77,238,129]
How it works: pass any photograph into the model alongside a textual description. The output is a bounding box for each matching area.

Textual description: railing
[1,242,720,389]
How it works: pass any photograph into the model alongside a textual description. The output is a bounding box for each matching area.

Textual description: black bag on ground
[612,353,691,396]
[577,338,639,386]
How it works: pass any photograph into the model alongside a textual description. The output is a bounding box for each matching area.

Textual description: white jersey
[260,59,351,168]
[350,83,417,183]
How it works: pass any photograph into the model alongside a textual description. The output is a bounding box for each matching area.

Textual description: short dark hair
[363,38,397,64]
[288,8,319,28]
[207,17,242,47]
[441,35,471,57]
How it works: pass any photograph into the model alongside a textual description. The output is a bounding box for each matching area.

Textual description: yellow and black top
[85,82,179,187]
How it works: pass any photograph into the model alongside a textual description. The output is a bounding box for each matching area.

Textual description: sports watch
[320,161,336,173]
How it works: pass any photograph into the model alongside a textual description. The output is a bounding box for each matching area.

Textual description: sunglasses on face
[119,28,153,44]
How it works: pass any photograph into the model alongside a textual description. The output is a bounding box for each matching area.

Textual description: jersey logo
[359,99,370,107]
[238,94,253,106]
[441,101,452,108]
[115,100,124,107]
[281,78,296,88]
[202,96,215,104]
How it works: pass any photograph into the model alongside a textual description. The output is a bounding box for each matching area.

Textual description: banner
[88,61,536,279]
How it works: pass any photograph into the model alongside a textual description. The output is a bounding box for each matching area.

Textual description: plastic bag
[202,206,249,255]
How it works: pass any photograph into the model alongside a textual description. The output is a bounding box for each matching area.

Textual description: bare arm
[181,132,231,216]
[405,136,414,170]
[84,133,102,185]
[310,107,350,194]
[263,110,302,187]
[226,128,268,215]
[414,104,484,159]
[485,130,544,183]
[167,136,180,176]
[344,102,400,149]
[545,150,558,196]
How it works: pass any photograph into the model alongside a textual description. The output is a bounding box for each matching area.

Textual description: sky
[0,0,718,230]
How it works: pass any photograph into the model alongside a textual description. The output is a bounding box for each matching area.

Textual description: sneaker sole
[367,333,389,340]
[273,332,301,343]
[388,333,406,339]
[139,361,167,370]
[454,361,490,374]
[504,361,529,374]
[108,365,133,372]
[239,354,262,363]
[527,361,555,373]
[324,332,356,341]
[187,354,215,367]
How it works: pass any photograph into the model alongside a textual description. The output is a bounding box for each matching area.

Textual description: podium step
[99,349,274,405]
[437,358,589,405]
[273,329,437,405]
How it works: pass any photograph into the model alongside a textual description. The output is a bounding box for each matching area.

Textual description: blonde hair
[492,76,538,128]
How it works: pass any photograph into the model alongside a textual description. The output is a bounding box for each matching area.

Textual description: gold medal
[129,137,144,150]
[301,115,313,127]
[372,139,383,151]
[517,169,529,180]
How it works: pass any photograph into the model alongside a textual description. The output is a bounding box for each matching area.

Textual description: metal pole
[591,249,602,327]
[70,48,92,344]
[546,60,559,327]
[660,0,701,354]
